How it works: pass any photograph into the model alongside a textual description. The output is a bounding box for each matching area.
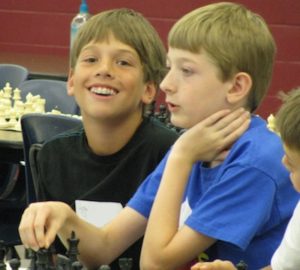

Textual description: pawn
[12,88,21,101]
[66,231,80,264]
[236,260,248,270]
[9,258,20,270]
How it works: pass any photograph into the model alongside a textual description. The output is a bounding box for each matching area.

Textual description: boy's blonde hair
[70,8,166,89]
[168,2,276,112]
[275,87,300,151]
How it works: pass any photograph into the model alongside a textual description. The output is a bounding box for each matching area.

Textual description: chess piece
[8,258,20,270]
[25,248,37,270]
[236,260,248,270]
[118,258,133,270]
[0,240,6,270]
[56,254,71,270]
[66,231,80,264]
[0,105,6,125]
[12,88,21,101]
[71,261,83,270]
[36,249,49,270]
[3,83,12,99]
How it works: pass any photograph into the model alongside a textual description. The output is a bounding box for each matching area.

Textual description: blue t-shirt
[128,115,299,269]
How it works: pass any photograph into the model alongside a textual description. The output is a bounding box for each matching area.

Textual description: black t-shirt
[36,117,179,270]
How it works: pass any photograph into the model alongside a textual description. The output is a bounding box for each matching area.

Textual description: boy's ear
[226,72,252,104]
[141,81,157,104]
[67,69,75,96]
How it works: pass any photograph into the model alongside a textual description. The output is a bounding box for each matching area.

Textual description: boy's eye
[85,57,97,63]
[117,60,131,66]
[181,67,193,75]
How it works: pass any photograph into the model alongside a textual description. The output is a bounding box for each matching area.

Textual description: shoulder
[142,117,179,141]
[41,125,85,151]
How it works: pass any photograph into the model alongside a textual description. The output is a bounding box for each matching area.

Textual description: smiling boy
[34,8,178,270]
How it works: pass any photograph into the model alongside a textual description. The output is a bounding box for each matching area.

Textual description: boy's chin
[170,118,190,130]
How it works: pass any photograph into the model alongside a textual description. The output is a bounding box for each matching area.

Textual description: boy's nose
[160,72,176,93]
[94,60,114,78]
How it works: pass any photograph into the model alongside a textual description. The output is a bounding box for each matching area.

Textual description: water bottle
[70,0,91,47]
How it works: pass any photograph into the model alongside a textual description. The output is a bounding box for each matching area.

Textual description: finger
[202,108,246,130]
[44,220,62,248]
[32,206,50,248]
[224,117,250,143]
[200,109,232,127]
[213,108,248,131]
[220,111,250,138]
[19,206,40,250]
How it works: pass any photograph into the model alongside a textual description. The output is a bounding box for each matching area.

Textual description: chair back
[19,79,80,115]
[0,63,29,89]
[21,113,82,203]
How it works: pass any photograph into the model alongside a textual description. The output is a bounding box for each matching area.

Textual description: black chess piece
[118,258,132,270]
[66,231,80,264]
[25,248,37,270]
[0,240,6,270]
[56,254,71,270]
[236,260,248,270]
[36,249,49,270]
[71,261,83,270]
[9,258,20,270]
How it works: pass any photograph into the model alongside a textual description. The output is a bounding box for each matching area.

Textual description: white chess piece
[3,82,12,99]
[13,88,21,101]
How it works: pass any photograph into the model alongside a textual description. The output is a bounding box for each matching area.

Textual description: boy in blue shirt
[192,88,300,270]
[19,2,297,269]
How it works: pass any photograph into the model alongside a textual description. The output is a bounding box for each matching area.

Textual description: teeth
[90,87,117,96]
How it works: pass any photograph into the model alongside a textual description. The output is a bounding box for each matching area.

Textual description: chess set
[0,82,80,131]
[2,232,133,270]
[0,231,248,270]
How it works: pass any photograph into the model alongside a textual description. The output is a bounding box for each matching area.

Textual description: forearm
[142,153,193,269]
[61,207,146,269]
[58,213,106,268]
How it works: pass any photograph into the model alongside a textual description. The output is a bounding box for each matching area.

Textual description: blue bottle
[70,0,91,47]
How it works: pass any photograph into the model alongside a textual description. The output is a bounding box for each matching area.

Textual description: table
[0,129,23,163]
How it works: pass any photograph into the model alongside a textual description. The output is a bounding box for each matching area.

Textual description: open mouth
[89,87,118,96]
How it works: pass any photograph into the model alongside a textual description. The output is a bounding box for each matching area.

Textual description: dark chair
[0,63,29,89]
[19,79,80,115]
[0,63,28,251]
[21,113,82,203]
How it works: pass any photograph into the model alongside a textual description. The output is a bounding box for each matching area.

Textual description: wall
[1,0,300,118]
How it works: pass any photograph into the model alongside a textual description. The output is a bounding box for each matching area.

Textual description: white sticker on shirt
[179,198,192,228]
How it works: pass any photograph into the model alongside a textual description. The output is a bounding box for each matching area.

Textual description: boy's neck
[82,113,143,156]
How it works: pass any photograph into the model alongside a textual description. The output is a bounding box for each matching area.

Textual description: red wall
[1,0,300,118]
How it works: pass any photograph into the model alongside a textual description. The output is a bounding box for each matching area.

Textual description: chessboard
[2,232,133,270]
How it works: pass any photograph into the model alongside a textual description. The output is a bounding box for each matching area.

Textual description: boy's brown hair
[168,2,276,112]
[275,87,300,151]
[70,8,166,89]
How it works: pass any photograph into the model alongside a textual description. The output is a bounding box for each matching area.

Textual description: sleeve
[185,165,277,249]
[271,201,300,270]
[127,151,170,218]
